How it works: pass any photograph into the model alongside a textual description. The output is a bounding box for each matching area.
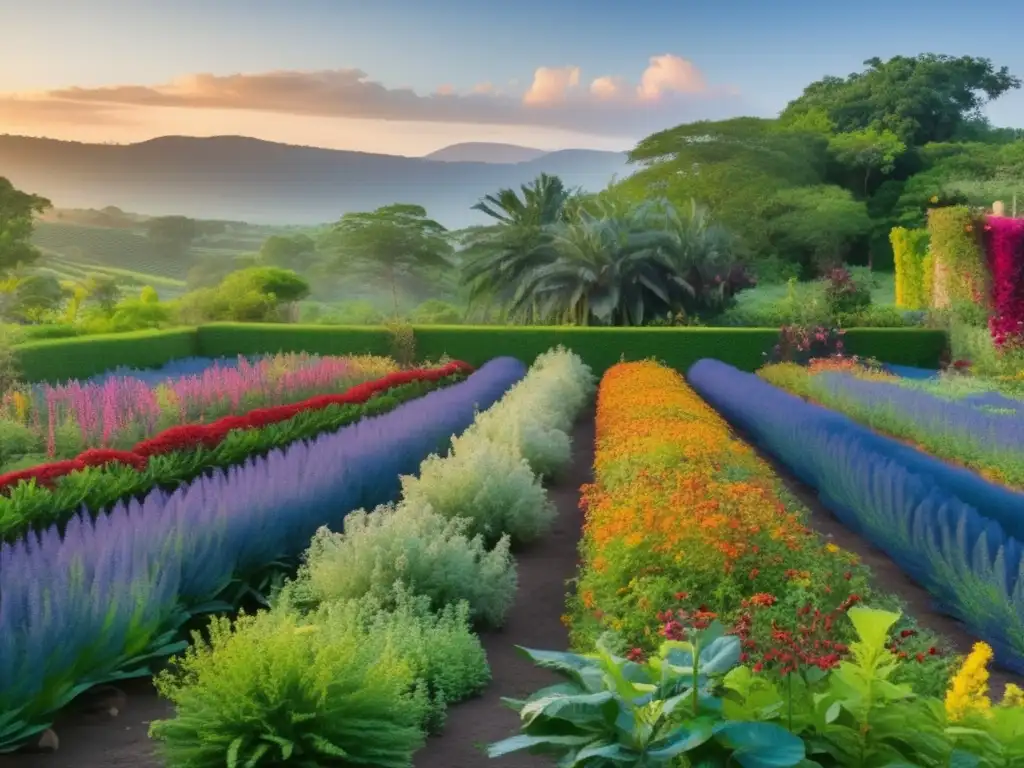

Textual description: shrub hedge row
[13,322,949,383]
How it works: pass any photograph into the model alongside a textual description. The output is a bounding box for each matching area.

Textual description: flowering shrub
[985,216,1024,348]
[822,266,871,316]
[766,324,846,365]
[0,353,399,465]
[289,499,517,628]
[570,361,950,696]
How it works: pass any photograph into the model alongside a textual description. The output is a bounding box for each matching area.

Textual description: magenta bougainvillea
[985,216,1024,347]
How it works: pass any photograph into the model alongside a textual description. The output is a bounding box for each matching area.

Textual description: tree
[828,128,907,196]
[258,233,319,272]
[6,274,65,322]
[764,186,872,274]
[324,204,451,315]
[84,274,121,313]
[781,54,1021,147]
[459,174,580,316]
[0,177,51,274]
[145,215,200,262]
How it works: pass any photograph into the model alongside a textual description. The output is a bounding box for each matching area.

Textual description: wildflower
[825,543,840,554]
[1002,683,1024,708]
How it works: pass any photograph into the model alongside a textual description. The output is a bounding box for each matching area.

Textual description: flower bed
[569,360,948,693]
[760,361,1024,491]
[0,352,399,471]
[0,362,472,545]
[0,357,525,753]
[141,348,596,765]
[689,357,1024,673]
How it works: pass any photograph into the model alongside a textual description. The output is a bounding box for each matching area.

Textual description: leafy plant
[150,605,427,767]
[287,500,517,628]
[488,621,805,766]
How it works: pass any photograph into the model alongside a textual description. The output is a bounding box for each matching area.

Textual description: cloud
[0,55,741,137]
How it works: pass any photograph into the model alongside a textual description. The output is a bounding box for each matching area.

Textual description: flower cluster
[767,325,846,365]
[985,216,1024,348]
[0,362,472,493]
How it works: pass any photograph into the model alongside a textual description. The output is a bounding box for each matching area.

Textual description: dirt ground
[5,414,595,768]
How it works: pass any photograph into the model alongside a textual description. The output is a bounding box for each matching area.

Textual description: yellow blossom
[945,642,993,721]
[1002,683,1024,708]
[825,543,840,554]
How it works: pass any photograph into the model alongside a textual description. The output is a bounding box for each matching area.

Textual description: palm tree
[506,201,669,326]
[459,174,581,320]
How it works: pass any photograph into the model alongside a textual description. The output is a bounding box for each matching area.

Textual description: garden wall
[13,323,949,382]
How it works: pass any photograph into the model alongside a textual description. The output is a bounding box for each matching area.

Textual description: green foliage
[175,267,310,324]
[384,318,417,367]
[926,205,987,307]
[781,54,1021,146]
[409,299,463,325]
[488,623,805,766]
[764,186,872,274]
[290,500,516,628]
[149,604,428,767]
[13,328,198,383]
[401,432,555,546]
[145,215,200,262]
[3,274,66,322]
[323,204,452,314]
[0,178,51,274]
[828,128,907,195]
[258,233,318,272]
[0,326,21,395]
[890,227,931,309]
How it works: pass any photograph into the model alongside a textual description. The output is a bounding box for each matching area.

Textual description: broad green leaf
[486,733,593,757]
[646,718,715,758]
[714,721,806,768]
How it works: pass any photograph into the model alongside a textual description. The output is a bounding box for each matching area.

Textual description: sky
[2,0,1024,156]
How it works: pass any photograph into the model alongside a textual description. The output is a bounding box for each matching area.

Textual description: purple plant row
[689,358,1024,673]
[0,356,528,747]
[814,371,1024,455]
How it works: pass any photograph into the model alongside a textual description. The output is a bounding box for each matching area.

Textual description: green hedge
[196,323,394,358]
[11,324,948,382]
[14,328,199,383]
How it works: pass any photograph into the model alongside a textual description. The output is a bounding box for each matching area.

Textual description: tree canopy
[0,177,51,274]
[781,54,1020,147]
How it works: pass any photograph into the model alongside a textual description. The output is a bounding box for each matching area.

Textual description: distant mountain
[424,142,549,164]
[0,135,631,228]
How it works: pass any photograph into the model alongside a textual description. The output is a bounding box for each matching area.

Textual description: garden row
[11,323,947,383]
[0,360,471,543]
[689,359,1024,674]
[489,360,1024,766]
[147,346,596,765]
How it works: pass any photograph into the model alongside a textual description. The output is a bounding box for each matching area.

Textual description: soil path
[414,412,593,768]
[5,413,594,768]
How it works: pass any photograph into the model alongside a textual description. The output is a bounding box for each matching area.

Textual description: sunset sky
[3,0,1024,156]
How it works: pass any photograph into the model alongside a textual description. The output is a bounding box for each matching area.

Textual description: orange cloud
[0,56,740,137]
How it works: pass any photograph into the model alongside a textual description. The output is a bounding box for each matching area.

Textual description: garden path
[413,412,593,768]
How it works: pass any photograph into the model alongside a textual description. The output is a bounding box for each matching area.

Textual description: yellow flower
[825,543,840,554]
[930,195,939,203]
[1002,683,1024,708]
[945,642,993,721]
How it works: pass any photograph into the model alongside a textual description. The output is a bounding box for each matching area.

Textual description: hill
[0,135,631,228]
[424,142,550,163]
